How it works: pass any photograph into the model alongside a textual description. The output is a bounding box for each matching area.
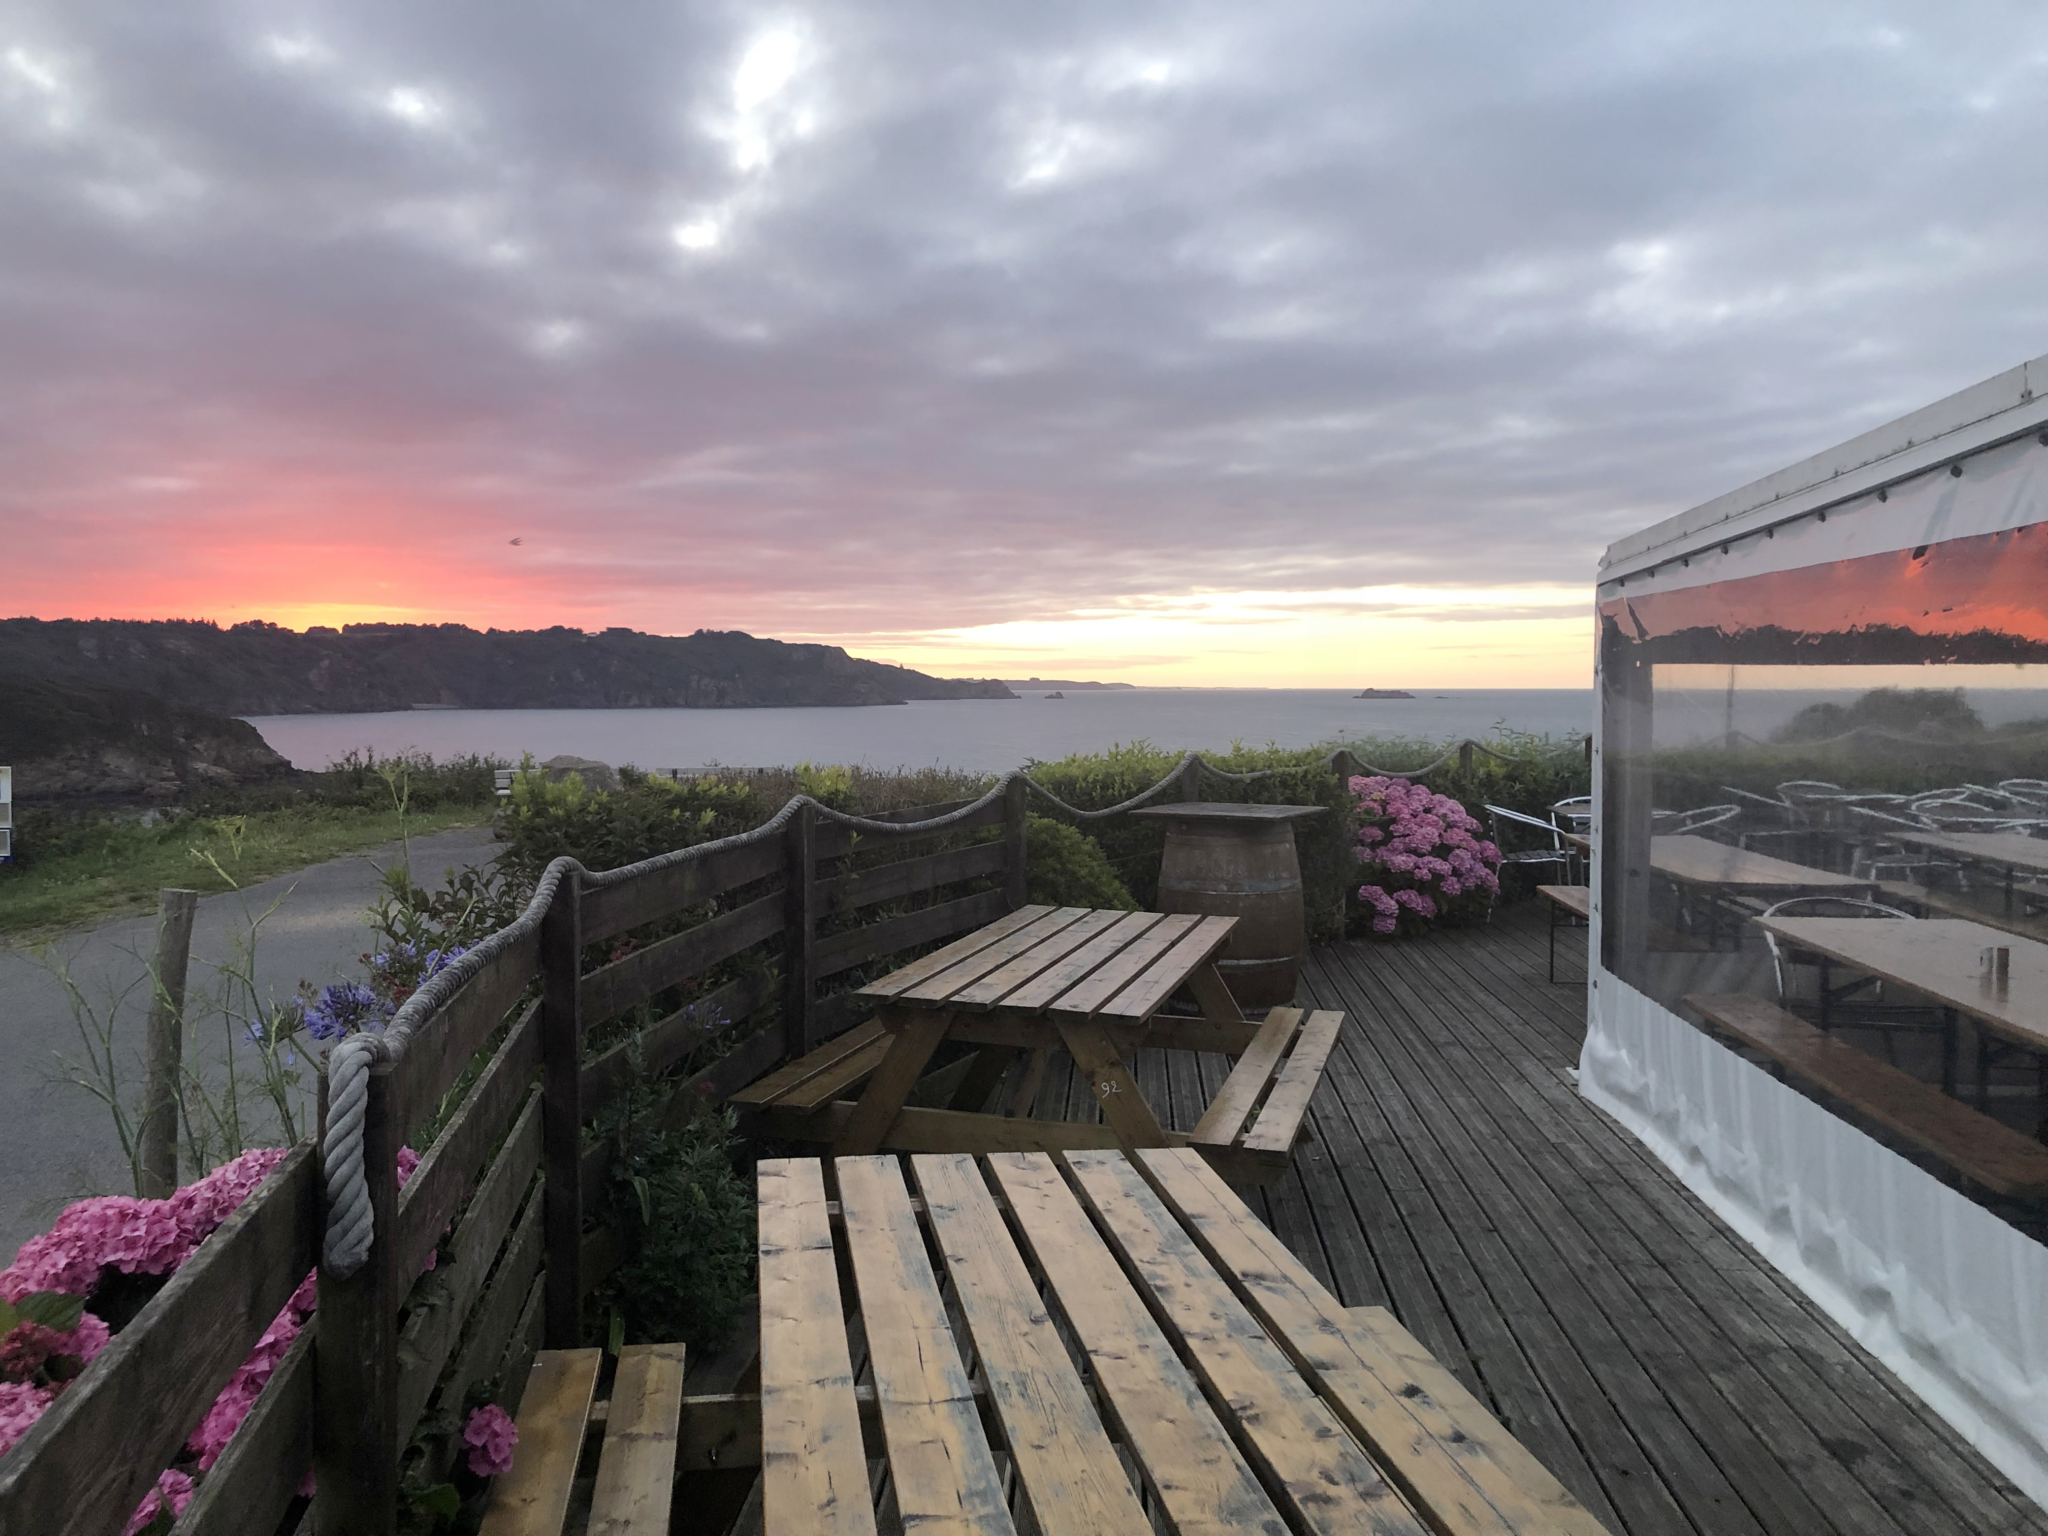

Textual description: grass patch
[0,803,490,941]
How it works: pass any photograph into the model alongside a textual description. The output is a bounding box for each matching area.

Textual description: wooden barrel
[1137,803,1324,1009]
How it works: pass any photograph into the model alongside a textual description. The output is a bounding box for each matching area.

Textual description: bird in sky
[508,537,523,546]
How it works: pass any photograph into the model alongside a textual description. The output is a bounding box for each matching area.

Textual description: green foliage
[1774,686,1982,743]
[593,1110,756,1353]
[1023,814,1136,909]
[794,761,856,810]
[495,759,770,891]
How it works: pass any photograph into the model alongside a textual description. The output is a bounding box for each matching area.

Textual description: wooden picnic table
[1754,915,2048,1117]
[1649,834,1873,892]
[733,903,1343,1182]
[757,1149,1612,1536]
[1887,827,2048,913]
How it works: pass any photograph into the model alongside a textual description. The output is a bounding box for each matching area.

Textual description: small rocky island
[1355,688,1416,699]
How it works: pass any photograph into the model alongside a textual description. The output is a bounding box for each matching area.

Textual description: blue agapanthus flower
[304,980,388,1041]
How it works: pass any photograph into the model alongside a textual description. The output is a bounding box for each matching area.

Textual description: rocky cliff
[0,619,1015,715]
[0,674,293,801]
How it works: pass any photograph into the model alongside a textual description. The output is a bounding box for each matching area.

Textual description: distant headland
[0,618,1015,716]
[1000,678,1135,691]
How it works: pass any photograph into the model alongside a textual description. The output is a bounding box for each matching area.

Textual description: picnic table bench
[742,1148,1611,1535]
[1686,994,2048,1204]
[478,1342,688,1536]
[733,904,1344,1183]
[1536,884,1590,982]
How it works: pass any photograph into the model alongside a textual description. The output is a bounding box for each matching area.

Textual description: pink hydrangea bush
[1350,775,1502,935]
[463,1403,518,1477]
[0,1144,428,1529]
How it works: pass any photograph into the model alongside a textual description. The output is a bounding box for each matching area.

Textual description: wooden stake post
[140,888,199,1199]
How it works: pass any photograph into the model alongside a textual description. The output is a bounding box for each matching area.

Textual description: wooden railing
[0,786,1025,1536]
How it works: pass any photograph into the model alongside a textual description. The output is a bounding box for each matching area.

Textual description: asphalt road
[0,825,501,1261]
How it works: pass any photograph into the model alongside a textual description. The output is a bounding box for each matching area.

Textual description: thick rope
[319,736,1585,1272]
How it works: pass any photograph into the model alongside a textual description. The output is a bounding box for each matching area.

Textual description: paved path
[0,825,500,1259]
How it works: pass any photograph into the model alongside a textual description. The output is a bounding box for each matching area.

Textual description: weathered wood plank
[996,911,1169,1013]
[758,1159,877,1536]
[0,1144,319,1536]
[948,909,1131,1010]
[398,1095,543,1438]
[581,892,785,1024]
[540,869,584,1351]
[1092,916,1238,1022]
[985,1153,1290,1536]
[888,905,1092,1003]
[1042,914,1200,1019]
[760,1101,1148,1155]
[815,888,1014,982]
[831,1010,954,1155]
[393,935,542,1143]
[398,1002,541,1286]
[1128,1147,1612,1536]
[1056,1151,1426,1535]
[908,1153,1153,1536]
[1241,1009,1344,1156]
[836,1156,1015,1534]
[816,840,1009,920]
[582,835,787,944]
[173,1323,313,1536]
[1191,1007,1302,1147]
[582,971,773,1118]
[729,1022,887,1109]
[851,903,1052,998]
[477,1348,602,1536]
[589,1343,689,1536]
[435,1186,547,1439]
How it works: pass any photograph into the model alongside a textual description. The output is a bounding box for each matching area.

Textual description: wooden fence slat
[814,840,1008,920]
[814,889,1011,981]
[397,1001,542,1285]
[784,805,817,1056]
[580,971,773,1118]
[807,990,872,1043]
[172,1323,313,1536]
[541,870,584,1351]
[581,835,787,945]
[392,934,542,1142]
[436,1188,546,1431]
[580,893,786,1025]
[397,1095,544,1438]
[0,1143,319,1536]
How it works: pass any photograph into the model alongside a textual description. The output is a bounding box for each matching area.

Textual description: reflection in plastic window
[1602,638,2048,1235]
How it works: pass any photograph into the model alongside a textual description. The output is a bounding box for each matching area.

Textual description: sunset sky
[5,2,2045,686]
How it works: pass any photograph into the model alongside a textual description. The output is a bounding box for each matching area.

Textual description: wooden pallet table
[733,904,1343,1182]
[749,1150,1612,1536]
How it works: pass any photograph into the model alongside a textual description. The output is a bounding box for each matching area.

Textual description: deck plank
[1280,904,2048,1536]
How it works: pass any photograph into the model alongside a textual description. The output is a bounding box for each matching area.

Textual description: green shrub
[593,1110,756,1352]
[494,762,770,891]
[1024,815,1136,909]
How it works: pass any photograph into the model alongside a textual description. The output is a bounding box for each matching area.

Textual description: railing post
[783,803,817,1054]
[1180,756,1203,802]
[1331,748,1357,789]
[539,867,584,1350]
[1003,776,1029,911]
[140,887,198,1198]
[315,1061,399,1536]
[1458,740,1476,780]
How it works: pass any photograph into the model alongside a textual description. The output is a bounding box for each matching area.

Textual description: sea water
[245,688,1596,774]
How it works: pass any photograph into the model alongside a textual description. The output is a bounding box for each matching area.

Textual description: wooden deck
[1016,901,2048,1536]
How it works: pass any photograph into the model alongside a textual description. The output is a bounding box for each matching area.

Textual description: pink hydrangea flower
[122,1469,194,1536]
[464,1403,518,1477]
[1351,775,1501,935]
[0,1381,53,1456]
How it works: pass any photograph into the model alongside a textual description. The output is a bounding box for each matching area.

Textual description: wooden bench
[478,1342,688,1536]
[1537,884,1590,981]
[1685,993,2048,1201]
[730,1005,1343,1184]
[1875,880,2048,942]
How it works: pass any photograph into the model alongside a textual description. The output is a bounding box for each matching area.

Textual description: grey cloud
[3,0,2046,633]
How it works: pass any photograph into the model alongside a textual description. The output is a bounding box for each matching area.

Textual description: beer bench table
[734,904,1344,1184]
[754,1150,1612,1536]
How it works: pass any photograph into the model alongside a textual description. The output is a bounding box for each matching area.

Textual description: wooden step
[1685,993,2048,1200]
